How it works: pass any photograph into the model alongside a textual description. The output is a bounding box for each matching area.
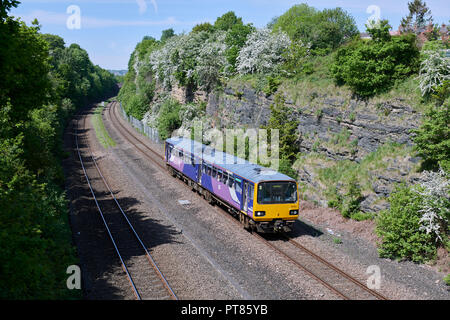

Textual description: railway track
[75,109,177,300]
[107,101,388,300]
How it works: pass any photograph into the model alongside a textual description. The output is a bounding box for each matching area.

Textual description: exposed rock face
[152,81,423,214]
[202,84,423,213]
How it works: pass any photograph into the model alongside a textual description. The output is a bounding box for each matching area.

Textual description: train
[164,137,299,233]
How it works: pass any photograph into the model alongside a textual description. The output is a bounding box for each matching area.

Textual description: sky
[11,0,450,70]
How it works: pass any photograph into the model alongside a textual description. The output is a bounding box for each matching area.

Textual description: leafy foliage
[376,184,436,263]
[264,94,299,178]
[192,22,215,34]
[273,4,358,53]
[157,98,182,140]
[224,23,255,74]
[214,11,243,31]
[413,101,450,172]
[400,0,433,34]
[376,170,449,263]
[0,3,116,298]
[160,28,175,42]
[331,21,420,97]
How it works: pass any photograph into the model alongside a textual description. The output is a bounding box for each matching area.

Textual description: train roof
[166,137,296,184]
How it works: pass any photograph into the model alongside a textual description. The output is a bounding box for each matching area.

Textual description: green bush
[413,100,450,172]
[376,184,436,263]
[273,4,358,52]
[326,175,363,219]
[330,20,419,97]
[157,98,182,140]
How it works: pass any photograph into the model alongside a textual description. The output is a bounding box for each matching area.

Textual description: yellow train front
[165,137,299,233]
[251,180,299,233]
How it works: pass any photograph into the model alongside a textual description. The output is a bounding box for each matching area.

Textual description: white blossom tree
[414,168,449,242]
[418,50,450,96]
[236,28,292,75]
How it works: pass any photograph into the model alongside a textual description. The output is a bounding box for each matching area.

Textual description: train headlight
[290,210,299,216]
[255,211,266,217]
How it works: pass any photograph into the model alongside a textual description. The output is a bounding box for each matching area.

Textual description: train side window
[228,177,234,188]
[191,156,195,165]
[212,167,217,179]
[217,170,223,181]
[236,181,242,194]
[207,165,212,176]
[249,185,254,201]
[202,163,207,174]
[223,173,228,185]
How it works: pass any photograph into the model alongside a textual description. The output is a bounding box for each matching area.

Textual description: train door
[197,160,202,184]
[243,181,249,212]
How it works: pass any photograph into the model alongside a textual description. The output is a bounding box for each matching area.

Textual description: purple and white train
[165,137,300,233]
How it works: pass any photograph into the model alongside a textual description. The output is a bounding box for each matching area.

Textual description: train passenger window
[223,173,228,185]
[249,185,254,201]
[212,167,217,179]
[228,178,234,188]
[207,165,212,176]
[202,163,207,174]
[236,181,242,194]
[179,150,183,158]
[217,170,223,181]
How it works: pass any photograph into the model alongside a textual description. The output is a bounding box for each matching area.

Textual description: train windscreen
[257,182,297,204]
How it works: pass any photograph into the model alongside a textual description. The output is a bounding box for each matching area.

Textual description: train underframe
[167,165,294,234]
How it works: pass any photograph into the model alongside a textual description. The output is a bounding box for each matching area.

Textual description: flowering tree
[418,50,450,96]
[236,28,292,75]
[194,31,227,90]
[415,168,449,242]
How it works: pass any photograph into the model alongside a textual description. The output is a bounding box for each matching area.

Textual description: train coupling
[256,220,294,233]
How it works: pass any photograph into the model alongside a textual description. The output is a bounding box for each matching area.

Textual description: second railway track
[75,109,177,300]
[107,101,388,300]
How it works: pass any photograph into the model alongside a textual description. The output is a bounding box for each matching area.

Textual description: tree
[224,23,255,73]
[214,11,243,31]
[192,22,215,33]
[400,0,433,34]
[273,4,358,53]
[331,20,420,97]
[413,101,450,172]
[0,0,19,22]
[0,17,51,125]
[161,28,175,42]
[236,28,292,75]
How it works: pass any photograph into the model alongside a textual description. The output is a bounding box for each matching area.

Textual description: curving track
[75,109,177,300]
[107,101,388,300]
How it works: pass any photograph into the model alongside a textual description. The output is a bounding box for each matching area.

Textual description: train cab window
[257,182,298,204]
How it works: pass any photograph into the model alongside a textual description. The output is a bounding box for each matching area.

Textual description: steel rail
[75,118,142,300]
[285,236,388,300]
[84,108,178,300]
[108,101,388,300]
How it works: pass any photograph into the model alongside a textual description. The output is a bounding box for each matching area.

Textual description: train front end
[252,181,299,233]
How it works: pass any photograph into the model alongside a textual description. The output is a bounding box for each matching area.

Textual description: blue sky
[11,0,450,70]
